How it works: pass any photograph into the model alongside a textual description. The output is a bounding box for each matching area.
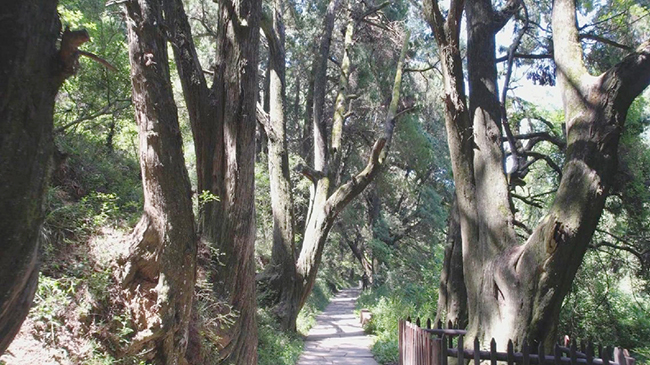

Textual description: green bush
[257,310,304,365]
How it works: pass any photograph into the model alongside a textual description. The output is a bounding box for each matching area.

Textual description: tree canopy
[1,0,650,363]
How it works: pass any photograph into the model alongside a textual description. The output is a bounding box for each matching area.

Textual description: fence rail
[399,319,636,365]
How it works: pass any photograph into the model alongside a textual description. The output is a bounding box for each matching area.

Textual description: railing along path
[399,318,636,365]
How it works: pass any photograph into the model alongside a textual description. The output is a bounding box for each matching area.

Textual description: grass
[257,278,335,365]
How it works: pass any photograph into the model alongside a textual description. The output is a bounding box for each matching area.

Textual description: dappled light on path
[297,288,379,365]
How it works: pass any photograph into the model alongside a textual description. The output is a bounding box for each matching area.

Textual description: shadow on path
[296,288,379,365]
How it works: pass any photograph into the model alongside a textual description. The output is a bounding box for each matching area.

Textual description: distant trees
[425,0,650,349]
[257,0,411,331]
[0,0,85,354]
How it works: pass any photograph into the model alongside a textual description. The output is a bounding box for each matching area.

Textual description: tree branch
[78,50,117,71]
[496,53,553,63]
[591,239,646,266]
[579,33,633,51]
[512,192,543,209]
[493,0,522,33]
[326,138,386,216]
[404,61,439,73]
[355,1,389,20]
[522,151,563,176]
[55,101,130,134]
[294,164,324,183]
[504,132,566,150]
[256,103,276,139]
[514,219,532,234]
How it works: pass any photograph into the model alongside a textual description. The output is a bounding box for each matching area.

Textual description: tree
[425,0,650,349]
[118,0,197,362]
[257,0,301,331]
[163,0,260,362]
[0,0,90,354]
[257,0,411,330]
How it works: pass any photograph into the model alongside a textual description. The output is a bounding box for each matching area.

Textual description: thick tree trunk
[163,0,218,239]
[426,0,650,350]
[435,202,467,328]
[208,0,261,362]
[165,0,261,361]
[0,0,81,354]
[258,0,301,332]
[120,1,197,362]
[463,0,519,345]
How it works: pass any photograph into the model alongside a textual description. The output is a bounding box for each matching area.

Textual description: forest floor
[297,288,379,365]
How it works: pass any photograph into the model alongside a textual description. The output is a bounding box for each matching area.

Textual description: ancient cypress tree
[258,0,410,330]
[164,0,261,361]
[118,0,197,362]
[425,0,650,348]
[0,0,93,354]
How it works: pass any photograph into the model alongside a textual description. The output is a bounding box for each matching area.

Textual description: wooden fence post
[507,340,515,365]
[441,333,448,365]
[399,320,404,365]
[586,342,594,365]
[554,343,562,365]
[570,342,577,365]
[522,340,530,365]
[458,335,465,365]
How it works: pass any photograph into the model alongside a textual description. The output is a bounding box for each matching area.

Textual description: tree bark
[120,0,197,362]
[258,0,301,331]
[0,0,81,354]
[209,0,261,362]
[435,202,467,329]
[425,0,650,350]
[296,29,410,310]
[164,0,261,361]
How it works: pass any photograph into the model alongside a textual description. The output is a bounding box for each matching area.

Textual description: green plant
[372,331,399,365]
[257,309,304,365]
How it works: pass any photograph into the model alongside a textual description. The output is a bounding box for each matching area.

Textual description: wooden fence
[399,318,636,365]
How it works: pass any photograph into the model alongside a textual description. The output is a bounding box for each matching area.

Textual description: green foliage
[356,245,443,364]
[32,274,79,341]
[560,249,650,364]
[257,278,333,364]
[372,331,399,365]
[257,310,304,365]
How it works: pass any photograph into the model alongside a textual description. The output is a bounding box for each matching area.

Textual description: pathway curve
[297,288,379,365]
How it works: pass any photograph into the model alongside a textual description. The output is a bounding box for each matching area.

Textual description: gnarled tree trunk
[164,0,261,362]
[425,0,650,349]
[119,0,197,362]
[0,0,85,354]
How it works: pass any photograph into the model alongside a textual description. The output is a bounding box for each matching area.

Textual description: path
[297,288,379,365]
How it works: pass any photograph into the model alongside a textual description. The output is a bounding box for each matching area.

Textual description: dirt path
[297,288,379,365]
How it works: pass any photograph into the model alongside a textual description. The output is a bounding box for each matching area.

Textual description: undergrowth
[257,278,334,365]
[356,260,441,365]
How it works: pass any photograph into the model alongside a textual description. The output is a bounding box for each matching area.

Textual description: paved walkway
[297,288,379,365]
